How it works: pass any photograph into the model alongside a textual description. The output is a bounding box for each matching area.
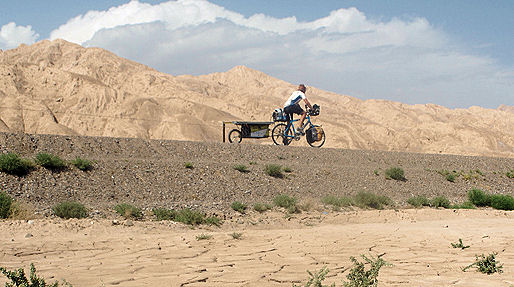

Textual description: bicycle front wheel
[306,125,326,148]
[272,123,293,145]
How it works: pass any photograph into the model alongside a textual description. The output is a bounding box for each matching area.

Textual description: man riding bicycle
[284,84,313,135]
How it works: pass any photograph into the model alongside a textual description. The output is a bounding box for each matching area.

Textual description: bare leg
[299,112,307,129]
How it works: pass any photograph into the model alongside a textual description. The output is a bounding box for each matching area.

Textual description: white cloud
[0,22,39,50]
[48,0,513,108]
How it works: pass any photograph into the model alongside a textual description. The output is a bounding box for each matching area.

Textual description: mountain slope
[1,39,513,157]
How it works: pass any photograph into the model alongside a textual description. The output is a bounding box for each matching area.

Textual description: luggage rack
[222,121,274,143]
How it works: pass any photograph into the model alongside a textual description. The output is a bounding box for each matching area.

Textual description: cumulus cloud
[49,0,513,108]
[0,22,39,50]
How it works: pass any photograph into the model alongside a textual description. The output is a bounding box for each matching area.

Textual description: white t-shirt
[284,91,306,107]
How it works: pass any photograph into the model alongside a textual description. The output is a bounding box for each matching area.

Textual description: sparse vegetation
[0,263,71,287]
[253,202,272,213]
[373,169,379,176]
[8,201,35,220]
[184,162,194,169]
[233,164,249,173]
[153,207,221,226]
[273,194,296,209]
[0,153,34,176]
[231,201,247,213]
[489,194,514,211]
[506,169,514,179]
[385,167,405,181]
[437,169,459,182]
[430,196,451,208]
[114,203,143,220]
[451,201,476,209]
[283,166,292,173]
[343,254,391,287]
[230,232,243,240]
[35,152,67,170]
[265,164,283,178]
[354,191,393,209]
[451,238,470,249]
[406,195,430,208]
[322,195,353,210]
[463,253,503,274]
[53,202,88,219]
[468,188,491,207]
[196,234,212,240]
[71,157,93,171]
[0,191,13,219]
[293,266,334,287]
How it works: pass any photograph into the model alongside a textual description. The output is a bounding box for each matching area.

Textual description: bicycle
[271,104,326,148]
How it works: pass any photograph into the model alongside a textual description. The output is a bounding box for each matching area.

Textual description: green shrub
[265,164,283,178]
[35,153,67,170]
[451,201,476,209]
[283,166,292,173]
[184,162,194,169]
[489,194,514,211]
[273,194,297,209]
[231,201,247,213]
[463,253,503,274]
[0,192,13,219]
[114,203,143,220]
[446,173,457,182]
[204,216,222,227]
[233,164,249,173]
[0,263,69,287]
[253,203,272,213]
[354,191,393,209]
[406,196,430,208]
[196,234,212,240]
[343,254,391,287]
[230,232,243,240]
[322,195,353,209]
[0,153,34,176]
[451,238,470,249]
[293,266,333,287]
[506,169,514,179]
[430,196,451,208]
[71,157,93,171]
[52,202,88,219]
[153,207,176,221]
[468,188,491,207]
[385,167,405,181]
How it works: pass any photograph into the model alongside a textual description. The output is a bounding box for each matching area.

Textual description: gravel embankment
[1,132,512,217]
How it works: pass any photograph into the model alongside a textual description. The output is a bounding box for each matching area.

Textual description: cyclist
[284,84,313,135]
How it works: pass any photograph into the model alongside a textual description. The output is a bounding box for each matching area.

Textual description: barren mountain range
[1,39,513,157]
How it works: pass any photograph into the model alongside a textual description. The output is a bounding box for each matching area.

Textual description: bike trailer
[306,126,324,144]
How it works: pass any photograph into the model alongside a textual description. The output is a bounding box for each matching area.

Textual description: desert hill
[0,39,513,157]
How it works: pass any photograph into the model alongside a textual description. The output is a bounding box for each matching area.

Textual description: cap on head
[298,84,306,93]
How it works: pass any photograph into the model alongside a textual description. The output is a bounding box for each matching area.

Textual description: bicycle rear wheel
[272,123,293,145]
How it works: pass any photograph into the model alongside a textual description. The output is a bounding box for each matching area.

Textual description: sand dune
[1,39,513,157]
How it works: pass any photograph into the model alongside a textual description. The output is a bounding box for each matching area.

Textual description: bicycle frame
[283,113,315,140]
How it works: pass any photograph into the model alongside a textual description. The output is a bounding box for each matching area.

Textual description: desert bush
[196,234,212,240]
[430,196,451,208]
[489,194,514,211]
[506,169,514,179]
[265,164,283,178]
[114,203,143,220]
[253,202,272,213]
[406,195,430,208]
[354,191,393,209]
[71,157,93,171]
[0,153,34,176]
[153,207,176,221]
[0,263,71,287]
[0,191,13,219]
[468,188,491,207]
[35,153,67,170]
[233,164,249,173]
[8,201,35,220]
[463,253,503,274]
[53,202,88,219]
[293,266,334,287]
[204,216,222,227]
[230,232,243,240]
[184,162,194,169]
[231,201,247,213]
[451,238,470,249]
[385,167,405,181]
[274,194,297,209]
[283,166,292,173]
[446,173,457,182]
[451,201,476,209]
[322,195,353,209]
[343,254,391,287]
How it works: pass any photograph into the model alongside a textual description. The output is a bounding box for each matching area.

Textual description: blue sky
[1,0,513,109]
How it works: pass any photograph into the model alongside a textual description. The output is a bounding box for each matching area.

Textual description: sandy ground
[1,209,513,287]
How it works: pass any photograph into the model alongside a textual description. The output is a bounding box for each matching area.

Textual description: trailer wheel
[228,129,242,143]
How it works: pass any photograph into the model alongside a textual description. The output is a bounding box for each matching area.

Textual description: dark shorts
[284,104,304,116]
